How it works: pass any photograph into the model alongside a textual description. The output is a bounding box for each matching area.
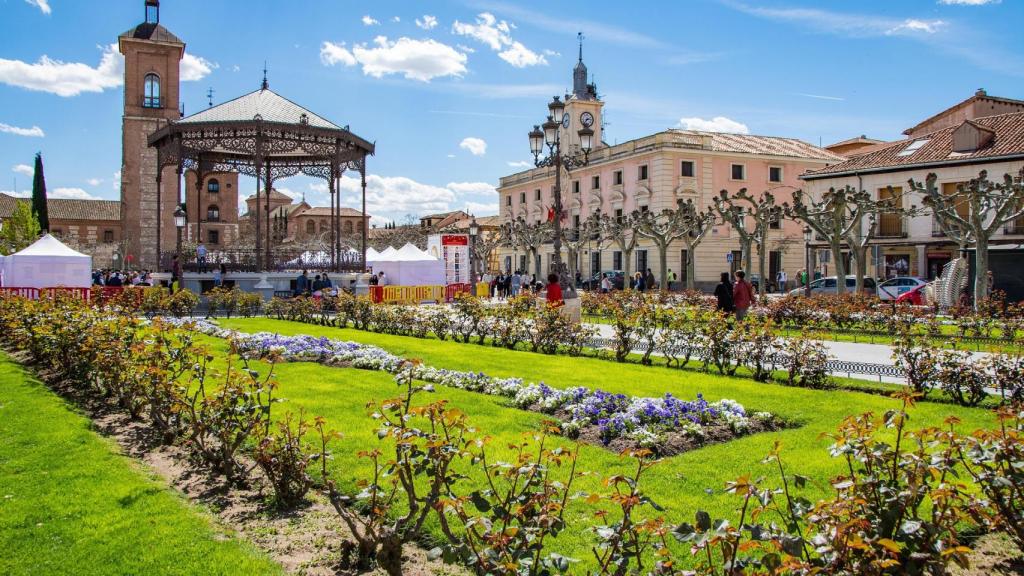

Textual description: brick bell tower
[118,0,183,269]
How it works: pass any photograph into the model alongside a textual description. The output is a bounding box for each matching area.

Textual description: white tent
[0,234,92,289]
[372,243,445,286]
[365,247,382,263]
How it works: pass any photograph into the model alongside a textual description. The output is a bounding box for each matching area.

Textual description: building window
[306,221,316,235]
[506,195,512,206]
[535,189,541,201]
[731,164,745,180]
[614,208,623,223]
[681,160,695,177]
[143,73,161,108]
[769,211,781,230]
[638,164,648,181]
[344,221,354,234]
[614,170,623,185]
[206,205,220,222]
[103,230,114,243]
[592,175,601,189]
[207,178,220,193]
[519,191,526,203]
[636,250,649,273]
[613,251,622,270]
[769,166,782,183]
[572,180,580,194]
[207,230,219,244]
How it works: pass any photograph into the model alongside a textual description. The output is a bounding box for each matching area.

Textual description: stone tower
[118,0,183,269]
[562,33,604,152]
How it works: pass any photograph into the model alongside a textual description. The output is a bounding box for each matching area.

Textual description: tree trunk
[757,243,767,297]
[533,249,541,279]
[686,250,696,290]
[377,536,404,576]
[657,242,668,292]
[851,244,868,294]
[975,235,989,309]
[622,247,634,290]
[831,240,847,294]
[742,237,753,274]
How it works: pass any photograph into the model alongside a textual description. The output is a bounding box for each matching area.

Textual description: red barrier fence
[0,286,92,301]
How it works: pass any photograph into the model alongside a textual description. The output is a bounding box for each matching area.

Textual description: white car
[877,277,928,300]
[787,275,877,296]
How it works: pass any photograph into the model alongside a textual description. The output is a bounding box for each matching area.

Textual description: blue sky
[1,0,1022,224]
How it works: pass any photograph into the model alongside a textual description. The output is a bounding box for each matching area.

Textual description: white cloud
[447,154,456,158]
[498,42,548,68]
[275,187,302,201]
[86,178,102,186]
[456,44,476,54]
[459,137,487,156]
[0,43,121,97]
[0,122,44,137]
[543,49,560,57]
[51,187,99,200]
[392,16,401,23]
[362,15,379,26]
[335,174,498,221]
[415,15,438,30]
[180,53,217,82]
[446,181,495,196]
[321,37,467,82]
[452,13,547,68]
[465,201,498,216]
[25,0,51,15]
[678,116,750,134]
[12,164,33,176]
[507,160,531,168]
[886,19,945,35]
[112,171,121,191]
[0,43,213,97]
[1,190,30,198]
[938,0,999,4]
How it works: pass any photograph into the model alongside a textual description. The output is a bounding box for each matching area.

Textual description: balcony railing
[877,215,907,238]
[143,96,161,108]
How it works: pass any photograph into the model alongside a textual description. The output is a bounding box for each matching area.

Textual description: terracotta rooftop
[802,111,1024,179]
[245,189,297,202]
[668,130,845,162]
[903,90,1024,136]
[0,193,120,221]
[294,206,366,217]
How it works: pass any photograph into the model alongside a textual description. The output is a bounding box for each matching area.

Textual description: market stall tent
[0,234,92,288]
[371,243,445,286]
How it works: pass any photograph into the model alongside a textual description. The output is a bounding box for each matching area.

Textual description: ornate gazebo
[148,80,375,271]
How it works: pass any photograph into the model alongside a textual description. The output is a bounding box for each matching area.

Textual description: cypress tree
[31,152,49,232]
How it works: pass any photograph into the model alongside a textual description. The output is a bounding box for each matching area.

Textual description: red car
[895,283,926,306]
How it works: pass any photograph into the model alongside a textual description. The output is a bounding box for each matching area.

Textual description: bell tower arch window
[207,178,220,193]
[143,73,161,108]
[206,205,220,222]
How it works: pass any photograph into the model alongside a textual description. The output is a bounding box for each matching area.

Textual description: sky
[0,0,1022,225]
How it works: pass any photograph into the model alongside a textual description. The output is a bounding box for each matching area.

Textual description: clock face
[561,114,571,128]
[580,111,595,127]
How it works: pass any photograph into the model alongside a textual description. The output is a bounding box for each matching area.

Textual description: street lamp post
[469,217,480,286]
[529,96,593,301]
[174,205,186,265]
[803,225,812,297]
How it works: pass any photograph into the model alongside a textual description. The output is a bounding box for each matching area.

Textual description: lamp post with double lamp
[173,205,186,264]
[469,217,479,286]
[529,95,594,301]
[803,225,813,297]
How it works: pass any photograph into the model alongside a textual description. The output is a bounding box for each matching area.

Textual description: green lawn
[0,353,280,576]
[215,317,998,567]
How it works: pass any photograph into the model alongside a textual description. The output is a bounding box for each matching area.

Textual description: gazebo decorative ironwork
[148,79,375,271]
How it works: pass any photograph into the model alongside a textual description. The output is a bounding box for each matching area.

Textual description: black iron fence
[160,249,365,273]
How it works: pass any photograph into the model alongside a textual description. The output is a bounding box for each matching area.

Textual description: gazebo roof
[176,87,341,130]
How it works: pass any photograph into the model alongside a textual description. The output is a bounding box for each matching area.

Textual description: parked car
[584,270,625,291]
[787,275,878,297]
[877,276,928,300]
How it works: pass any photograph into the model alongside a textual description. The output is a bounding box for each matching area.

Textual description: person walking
[714,272,734,313]
[511,270,522,297]
[545,273,564,308]
[212,264,223,287]
[733,270,754,320]
[195,242,208,273]
[645,268,656,292]
[295,270,310,296]
[600,273,612,294]
[632,271,646,292]
[668,269,677,291]
[171,255,182,292]
[777,270,787,294]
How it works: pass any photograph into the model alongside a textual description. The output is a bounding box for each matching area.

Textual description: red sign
[441,234,468,246]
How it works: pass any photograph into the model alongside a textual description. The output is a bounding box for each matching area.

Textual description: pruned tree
[714,189,784,295]
[559,212,601,282]
[841,188,916,293]
[504,217,551,277]
[784,186,869,294]
[31,152,49,232]
[680,207,716,291]
[909,170,1024,306]
[369,224,428,251]
[633,199,707,291]
[600,211,639,288]
[472,227,504,275]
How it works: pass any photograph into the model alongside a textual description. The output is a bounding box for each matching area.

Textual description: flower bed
[173,318,786,455]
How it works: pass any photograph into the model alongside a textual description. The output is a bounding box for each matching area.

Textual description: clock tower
[118,0,183,269]
[560,33,604,152]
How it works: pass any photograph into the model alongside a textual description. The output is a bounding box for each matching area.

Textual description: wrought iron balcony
[877,215,907,238]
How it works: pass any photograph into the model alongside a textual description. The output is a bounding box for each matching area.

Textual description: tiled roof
[903,91,1024,136]
[0,193,120,221]
[802,112,1024,179]
[245,189,297,202]
[118,22,183,45]
[826,135,886,148]
[177,88,340,129]
[669,130,845,161]
[294,207,366,217]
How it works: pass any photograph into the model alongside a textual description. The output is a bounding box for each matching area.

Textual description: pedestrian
[632,271,645,292]
[295,270,309,296]
[545,273,564,307]
[212,264,223,287]
[196,242,208,273]
[714,272,734,313]
[312,274,324,293]
[511,270,521,297]
[171,255,181,292]
[377,271,388,286]
[600,273,612,294]
[645,268,656,291]
[668,269,677,291]
[777,270,788,294]
[733,270,754,320]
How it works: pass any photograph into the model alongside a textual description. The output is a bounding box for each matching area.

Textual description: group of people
[630,269,663,292]
[714,270,757,320]
[92,269,154,287]
[483,271,544,299]
[294,270,337,297]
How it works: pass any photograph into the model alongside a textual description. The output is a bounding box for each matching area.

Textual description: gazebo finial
[261,61,269,91]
